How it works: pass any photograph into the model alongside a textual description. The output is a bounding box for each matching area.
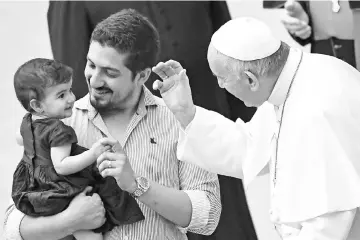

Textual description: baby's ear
[29,99,44,114]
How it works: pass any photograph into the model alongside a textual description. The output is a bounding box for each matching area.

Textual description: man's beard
[90,94,111,110]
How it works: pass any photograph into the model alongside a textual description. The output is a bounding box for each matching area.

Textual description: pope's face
[207,45,264,107]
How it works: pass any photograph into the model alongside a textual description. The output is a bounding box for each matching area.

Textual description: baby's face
[40,80,76,119]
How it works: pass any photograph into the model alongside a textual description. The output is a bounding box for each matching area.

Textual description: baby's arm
[51,138,117,175]
[51,144,99,175]
[16,128,23,146]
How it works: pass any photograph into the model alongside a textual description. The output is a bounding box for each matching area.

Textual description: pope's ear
[244,70,259,92]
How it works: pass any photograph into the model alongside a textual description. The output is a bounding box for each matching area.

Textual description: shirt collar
[74,86,160,120]
[267,48,302,107]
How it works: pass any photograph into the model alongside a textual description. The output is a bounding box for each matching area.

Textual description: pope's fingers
[162,65,176,78]
[165,60,184,74]
[152,62,168,79]
[153,62,177,78]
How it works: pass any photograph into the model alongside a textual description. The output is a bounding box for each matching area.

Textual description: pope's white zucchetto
[211,17,281,61]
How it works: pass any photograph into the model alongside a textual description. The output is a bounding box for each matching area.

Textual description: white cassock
[177,48,360,239]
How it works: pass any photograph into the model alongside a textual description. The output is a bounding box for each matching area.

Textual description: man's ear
[29,99,44,114]
[244,70,259,92]
[136,68,152,85]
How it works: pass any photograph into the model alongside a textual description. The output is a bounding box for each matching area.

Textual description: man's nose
[89,71,103,88]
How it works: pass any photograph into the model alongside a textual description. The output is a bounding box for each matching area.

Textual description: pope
[152,17,360,239]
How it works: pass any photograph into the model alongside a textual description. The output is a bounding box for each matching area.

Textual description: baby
[12,58,144,240]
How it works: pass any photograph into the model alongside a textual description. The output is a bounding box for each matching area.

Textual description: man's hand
[65,186,106,231]
[152,60,196,128]
[97,143,137,193]
[281,0,311,39]
[90,137,117,159]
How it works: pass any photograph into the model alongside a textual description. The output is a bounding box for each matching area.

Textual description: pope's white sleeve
[177,106,251,179]
[293,209,357,240]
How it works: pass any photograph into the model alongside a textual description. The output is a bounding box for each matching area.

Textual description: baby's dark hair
[14,58,73,112]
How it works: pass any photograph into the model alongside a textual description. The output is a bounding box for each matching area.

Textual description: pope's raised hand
[152,60,196,128]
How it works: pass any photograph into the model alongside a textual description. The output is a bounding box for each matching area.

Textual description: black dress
[12,113,144,233]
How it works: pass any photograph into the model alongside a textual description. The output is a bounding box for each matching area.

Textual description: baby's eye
[59,93,65,99]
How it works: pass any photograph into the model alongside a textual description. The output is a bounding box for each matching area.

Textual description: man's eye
[88,62,95,69]
[106,71,118,78]
[59,94,65,99]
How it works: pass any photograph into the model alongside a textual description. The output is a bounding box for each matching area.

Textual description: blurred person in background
[264,0,360,70]
[47,2,258,240]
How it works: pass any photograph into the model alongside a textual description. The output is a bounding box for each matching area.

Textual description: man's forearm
[137,180,192,228]
[20,211,73,240]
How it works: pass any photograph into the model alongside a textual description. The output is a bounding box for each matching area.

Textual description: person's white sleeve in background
[177,106,250,179]
[288,209,357,240]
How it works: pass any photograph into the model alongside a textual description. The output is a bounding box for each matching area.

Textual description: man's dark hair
[13,58,73,112]
[91,9,160,77]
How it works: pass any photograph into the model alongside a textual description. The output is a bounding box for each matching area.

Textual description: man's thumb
[179,69,187,82]
[153,80,164,92]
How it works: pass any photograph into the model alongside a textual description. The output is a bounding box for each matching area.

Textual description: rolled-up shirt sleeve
[182,190,211,230]
[178,159,221,235]
[3,201,25,240]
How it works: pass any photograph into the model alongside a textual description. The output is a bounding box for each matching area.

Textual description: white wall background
[0,1,307,239]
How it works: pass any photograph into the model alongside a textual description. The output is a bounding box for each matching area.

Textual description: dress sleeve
[49,121,78,147]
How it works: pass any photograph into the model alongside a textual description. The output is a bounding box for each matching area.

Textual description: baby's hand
[90,138,118,159]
